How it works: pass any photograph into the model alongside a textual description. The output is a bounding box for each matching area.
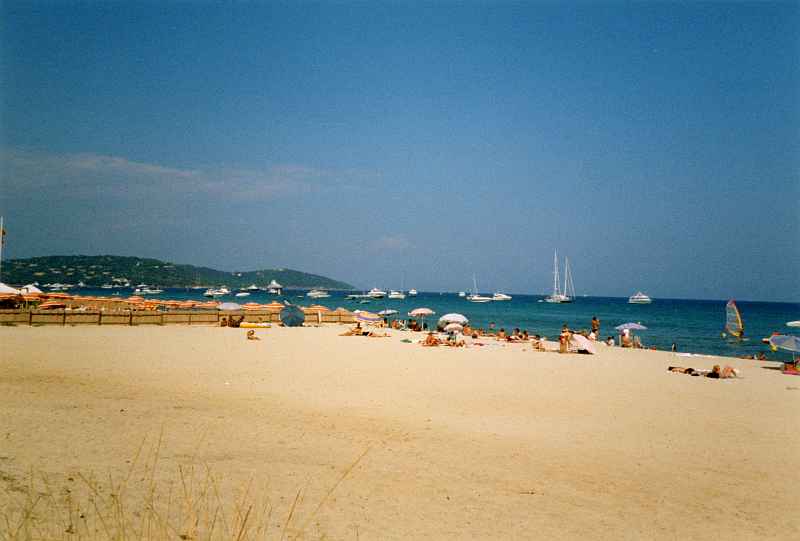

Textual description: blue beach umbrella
[615,322,648,331]
[279,305,305,327]
[769,334,800,353]
[356,311,383,324]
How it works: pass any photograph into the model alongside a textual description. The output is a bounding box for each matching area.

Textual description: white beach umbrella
[218,302,243,311]
[444,322,463,333]
[787,321,800,328]
[408,307,434,328]
[569,334,597,354]
[438,313,468,326]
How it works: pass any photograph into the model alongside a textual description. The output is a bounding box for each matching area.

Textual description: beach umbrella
[787,321,800,328]
[438,313,468,325]
[569,334,597,354]
[279,305,305,327]
[615,322,648,331]
[444,322,463,333]
[307,304,331,312]
[769,334,800,353]
[355,311,383,325]
[378,309,398,316]
[408,307,434,328]
[218,302,242,311]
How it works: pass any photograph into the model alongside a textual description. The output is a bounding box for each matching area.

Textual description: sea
[75,288,800,362]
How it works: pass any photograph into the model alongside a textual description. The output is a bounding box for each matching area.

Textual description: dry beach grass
[1,325,798,540]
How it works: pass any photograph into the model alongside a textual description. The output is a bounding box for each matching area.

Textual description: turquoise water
[78,288,799,361]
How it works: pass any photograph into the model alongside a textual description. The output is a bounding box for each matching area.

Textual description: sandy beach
[1,324,798,540]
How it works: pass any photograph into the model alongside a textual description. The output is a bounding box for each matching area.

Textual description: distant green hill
[2,255,354,290]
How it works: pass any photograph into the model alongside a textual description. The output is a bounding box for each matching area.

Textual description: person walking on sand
[591,316,600,335]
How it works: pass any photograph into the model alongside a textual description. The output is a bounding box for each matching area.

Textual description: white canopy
[20,284,43,294]
[0,282,21,295]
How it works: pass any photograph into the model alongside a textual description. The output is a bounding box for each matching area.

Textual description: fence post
[188,312,192,325]
[62,310,66,326]
[130,310,133,326]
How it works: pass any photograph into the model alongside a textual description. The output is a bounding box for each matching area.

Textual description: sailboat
[466,275,492,303]
[723,300,744,339]
[545,250,575,303]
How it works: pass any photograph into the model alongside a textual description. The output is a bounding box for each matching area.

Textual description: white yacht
[307,289,331,298]
[458,291,466,297]
[628,291,652,304]
[388,290,406,299]
[204,286,231,297]
[266,279,283,294]
[466,275,493,303]
[544,251,575,303]
[235,291,251,297]
[246,284,259,291]
[134,286,164,295]
[492,292,512,301]
[368,288,387,298]
[407,289,418,296]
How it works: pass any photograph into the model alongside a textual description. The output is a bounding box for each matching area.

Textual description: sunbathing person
[340,322,367,336]
[668,365,739,378]
[246,330,260,341]
[422,332,441,347]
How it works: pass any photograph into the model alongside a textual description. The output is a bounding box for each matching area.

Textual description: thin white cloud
[1,148,360,201]
[369,234,413,253]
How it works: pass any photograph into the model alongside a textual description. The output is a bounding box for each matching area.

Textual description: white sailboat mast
[563,257,575,299]
[552,250,561,297]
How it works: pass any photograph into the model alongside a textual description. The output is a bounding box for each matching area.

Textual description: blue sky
[1,2,798,301]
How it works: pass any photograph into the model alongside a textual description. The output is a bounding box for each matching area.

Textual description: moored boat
[628,291,652,304]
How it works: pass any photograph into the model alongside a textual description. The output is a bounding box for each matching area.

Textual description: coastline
[1,324,798,539]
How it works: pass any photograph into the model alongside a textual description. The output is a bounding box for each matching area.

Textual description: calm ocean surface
[78,288,800,362]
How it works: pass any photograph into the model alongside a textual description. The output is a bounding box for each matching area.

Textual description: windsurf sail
[724,300,744,338]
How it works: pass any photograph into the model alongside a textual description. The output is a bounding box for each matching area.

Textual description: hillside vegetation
[2,255,354,290]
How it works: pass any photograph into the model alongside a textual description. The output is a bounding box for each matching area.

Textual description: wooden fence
[0,309,355,326]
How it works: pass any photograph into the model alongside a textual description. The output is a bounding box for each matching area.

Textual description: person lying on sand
[445,333,465,347]
[340,323,367,336]
[246,330,260,341]
[739,352,767,360]
[668,365,739,378]
[422,332,441,347]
